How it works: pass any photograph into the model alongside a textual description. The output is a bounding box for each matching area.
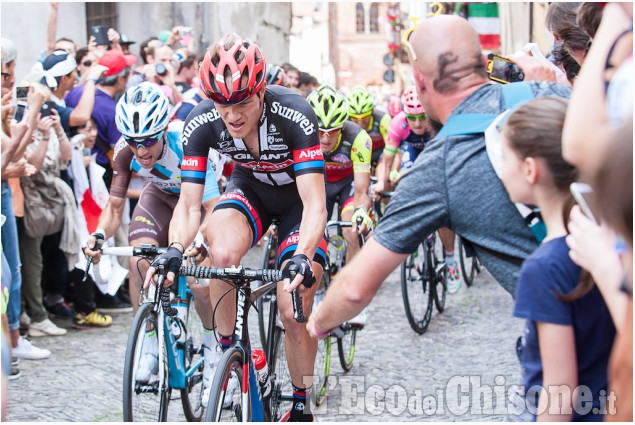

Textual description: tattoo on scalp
[433,52,486,93]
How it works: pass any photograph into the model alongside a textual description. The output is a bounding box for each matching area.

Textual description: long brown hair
[502,96,593,301]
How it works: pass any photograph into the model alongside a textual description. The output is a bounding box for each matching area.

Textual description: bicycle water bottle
[171,297,188,343]
[252,349,271,398]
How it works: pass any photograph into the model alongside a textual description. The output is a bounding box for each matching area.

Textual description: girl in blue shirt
[499,96,615,421]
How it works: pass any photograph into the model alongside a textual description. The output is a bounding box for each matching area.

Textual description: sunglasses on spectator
[81,60,92,67]
[123,130,164,149]
[318,127,342,138]
[403,16,422,61]
[405,113,426,121]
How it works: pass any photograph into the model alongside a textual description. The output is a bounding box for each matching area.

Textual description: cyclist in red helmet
[145,33,326,421]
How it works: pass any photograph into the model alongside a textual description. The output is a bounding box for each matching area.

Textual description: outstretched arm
[307,237,407,337]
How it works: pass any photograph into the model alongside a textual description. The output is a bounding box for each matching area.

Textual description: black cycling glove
[151,246,182,277]
[89,231,105,251]
[282,254,316,289]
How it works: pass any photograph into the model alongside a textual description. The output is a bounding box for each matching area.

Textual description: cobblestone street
[7,247,524,422]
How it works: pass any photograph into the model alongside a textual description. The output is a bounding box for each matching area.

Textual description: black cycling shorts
[325,175,355,219]
[213,176,327,268]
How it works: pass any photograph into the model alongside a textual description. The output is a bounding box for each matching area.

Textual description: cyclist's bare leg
[129,236,160,313]
[439,227,456,254]
[341,208,360,262]
[189,253,214,329]
[277,261,323,390]
[205,208,253,337]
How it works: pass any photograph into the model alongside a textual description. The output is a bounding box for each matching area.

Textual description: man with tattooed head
[307,15,572,339]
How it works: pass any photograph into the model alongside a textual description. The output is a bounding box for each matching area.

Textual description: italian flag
[468,3,500,50]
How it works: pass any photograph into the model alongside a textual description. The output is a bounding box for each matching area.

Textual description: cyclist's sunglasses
[405,113,426,121]
[123,130,164,149]
[350,111,372,120]
[318,127,342,138]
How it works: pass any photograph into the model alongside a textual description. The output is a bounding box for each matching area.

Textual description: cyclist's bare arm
[372,148,396,198]
[83,195,126,261]
[307,237,407,338]
[284,172,327,293]
[352,171,372,233]
[353,172,371,210]
[143,181,204,288]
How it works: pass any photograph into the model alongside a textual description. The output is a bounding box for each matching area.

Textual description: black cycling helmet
[265,64,287,86]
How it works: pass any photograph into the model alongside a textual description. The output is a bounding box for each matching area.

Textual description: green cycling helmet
[347,86,376,118]
[307,84,349,129]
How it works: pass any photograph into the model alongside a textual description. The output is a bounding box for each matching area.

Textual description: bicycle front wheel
[458,238,476,287]
[269,323,292,421]
[123,302,169,422]
[336,325,357,372]
[181,295,206,421]
[400,243,433,334]
[204,347,248,422]
[430,234,447,313]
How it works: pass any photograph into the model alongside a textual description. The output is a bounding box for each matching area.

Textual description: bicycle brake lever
[82,256,93,282]
[288,266,308,323]
[292,289,307,323]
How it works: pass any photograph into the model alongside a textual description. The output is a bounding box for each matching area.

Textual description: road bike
[400,231,448,334]
[311,218,367,406]
[200,263,305,421]
[458,237,481,287]
[86,244,206,422]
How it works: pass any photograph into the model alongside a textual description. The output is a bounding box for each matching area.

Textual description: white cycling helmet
[115,82,170,139]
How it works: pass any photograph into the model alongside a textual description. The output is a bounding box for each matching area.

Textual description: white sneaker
[136,333,159,382]
[28,318,67,337]
[203,373,238,409]
[13,336,51,360]
[223,374,239,408]
[202,344,223,399]
[446,267,462,294]
[348,307,367,328]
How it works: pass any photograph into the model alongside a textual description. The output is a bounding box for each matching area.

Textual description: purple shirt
[65,84,121,167]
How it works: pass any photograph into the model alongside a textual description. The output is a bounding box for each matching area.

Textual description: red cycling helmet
[199,33,266,105]
[401,85,425,115]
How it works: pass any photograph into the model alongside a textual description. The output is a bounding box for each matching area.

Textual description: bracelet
[169,241,185,253]
[313,322,334,338]
[56,132,66,139]
[86,78,100,84]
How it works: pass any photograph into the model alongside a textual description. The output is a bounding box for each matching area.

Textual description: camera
[91,25,111,47]
[486,54,525,84]
[155,63,167,77]
[40,101,55,118]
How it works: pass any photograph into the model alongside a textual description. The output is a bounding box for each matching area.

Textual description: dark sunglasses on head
[123,130,164,149]
[405,113,426,121]
[82,60,92,67]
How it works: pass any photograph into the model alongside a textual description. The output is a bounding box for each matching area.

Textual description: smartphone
[40,101,55,118]
[91,25,111,47]
[14,85,29,100]
[13,101,27,123]
[570,182,598,224]
[487,53,525,84]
